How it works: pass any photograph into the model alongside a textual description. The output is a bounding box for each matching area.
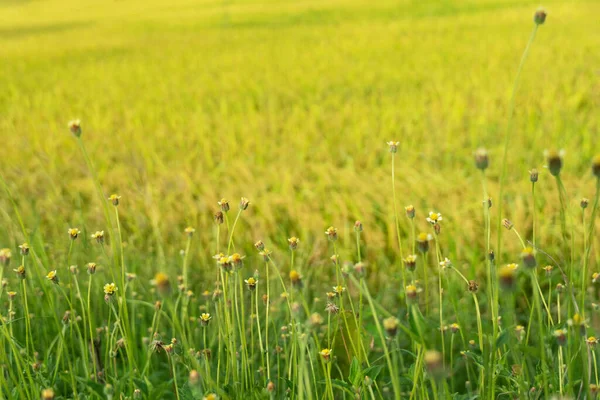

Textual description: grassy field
[1,0,600,398]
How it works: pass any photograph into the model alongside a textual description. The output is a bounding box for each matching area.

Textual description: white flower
[439,258,452,269]
[426,211,443,225]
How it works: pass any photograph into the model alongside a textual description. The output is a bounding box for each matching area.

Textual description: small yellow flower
[199,313,212,326]
[554,329,567,345]
[288,237,300,250]
[386,141,400,153]
[18,243,30,256]
[499,264,517,289]
[383,317,399,337]
[184,227,196,237]
[91,231,105,244]
[259,249,272,261]
[587,336,598,347]
[426,211,442,225]
[7,291,17,300]
[333,285,345,296]
[13,265,26,279]
[0,248,12,265]
[406,284,418,300]
[229,253,245,268]
[416,233,432,253]
[405,205,415,219]
[41,387,55,400]
[450,323,460,333]
[153,272,170,292]
[68,228,81,240]
[203,394,218,400]
[108,194,121,206]
[46,270,59,284]
[289,270,302,285]
[244,277,258,290]
[593,272,600,284]
[103,282,118,296]
[521,247,537,268]
[319,348,332,361]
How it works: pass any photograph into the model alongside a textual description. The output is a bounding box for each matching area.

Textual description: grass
[1,0,600,398]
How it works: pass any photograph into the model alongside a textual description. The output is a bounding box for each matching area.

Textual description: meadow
[1,0,600,398]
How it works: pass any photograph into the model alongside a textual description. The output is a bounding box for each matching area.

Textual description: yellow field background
[1,0,598,275]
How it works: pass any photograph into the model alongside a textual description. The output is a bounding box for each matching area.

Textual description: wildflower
[554,329,567,346]
[288,237,300,250]
[218,198,230,212]
[521,247,537,268]
[266,381,275,393]
[324,226,338,241]
[426,211,442,225]
[153,272,171,293]
[134,389,142,399]
[62,310,71,325]
[188,369,200,385]
[326,291,336,300]
[91,231,104,244]
[488,250,495,262]
[593,273,600,284]
[126,272,136,281]
[14,265,26,279]
[450,323,460,334]
[499,264,517,290]
[46,270,59,284]
[254,240,265,251]
[310,313,324,326]
[468,280,479,293]
[533,8,547,25]
[474,148,489,170]
[108,194,121,206]
[104,283,117,296]
[325,302,339,314]
[330,254,339,264]
[87,262,97,275]
[184,227,195,237]
[19,243,30,256]
[581,198,589,209]
[239,197,250,210]
[591,384,600,395]
[319,348,333,362]
[70,265,78,274]
[515,325,526,341]
[544,149,564,176]
[245,277,258,290]
[405,205,415,219]
[424,350,442,373]
[529,168,539,183]
[587,336,598,347]
[259,249,272,262]
[406,284,418,301]
[353,262,366,277]
[68,119,82,137]
[199,313,212,326]
[7,291,17,300]
[556,283,565,293]
[203,394,218,400]
[416,233,432,253]
[289,270,302,288]
[593,155,600,179]
[502,219,513,230]
[0,248,12,265]
[543,265,553,276]
[387,141,400,153]
[150,339,165,353]
[42,388,55,400]
[383,317,399,337]
[333,285,345,296]
[214,211,224,224]
[230,253,245,269]
[569,313,587,336]
[354,220,363,232]
[439,257,452,270]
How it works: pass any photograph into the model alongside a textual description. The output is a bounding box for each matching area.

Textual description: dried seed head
[529,168,539,183]
[405,205,415,219]
[353,262,366,277]
[502,219,513,230]
[217,198,230,212]
[325,302,339,314]
[580,198,589,209]
[68,119,82,137]
[70,265,78,275]
[254,240,265,251]
[545,149,563,176]
[353,220,363,232]
[468,280,479,293]
[324,226,338,241]
[239,197,250,211]
[87,262,97,275]
[474,148,489,170]
[214,211,224,225]
[533,8,547,25]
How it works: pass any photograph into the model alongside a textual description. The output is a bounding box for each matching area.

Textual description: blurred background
[0,0,598,281]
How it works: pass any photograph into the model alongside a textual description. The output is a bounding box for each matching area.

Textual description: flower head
[325,302,339,314]
[91,231,105,244]
[387,141,400,153]
[450,323,460,334]
[405,205,415,219]
[439,258,452,270]
[319,348,333,361]
[46,270,59,284]
[13,265,26,279]
[239,197,250,210]
[199,313,212,326]
[404,254,417,272]
[19,243,30,256]
[533,8,547,25]
[7,291,17,300]
[416,233,432,253]
[592,155,600,179]
[289,270,302,288]
[184,226,195,237]
[474,148,489,170]
[218,198,230,212]
[468,280,479,293]
[554,329,567,346]
[325,226,338,241]
[529,168,539,182]
[502,219,513,230]
[383,317,399,337]
[108,194,121,206]
[0,248,12,265]
[244,277,258,290]
[68,119,82,137]
[259,249,272,262]
[104,282,118,296]
[406,284,418,301]
[521,247,537,268]
[544,149,564,176]
[213,211,224,225]
[288,237,300,250]
[354,220,363,232]
[587,336,598,347]
[426,211,442,225]
[498,264,518,290]
[153,272,171,293]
